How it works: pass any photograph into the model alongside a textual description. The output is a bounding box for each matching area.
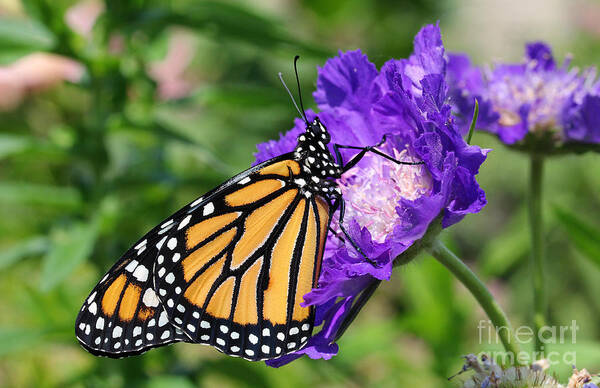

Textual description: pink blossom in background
[65,0,104,38]
[0,53,84,111]
[148,31,197,100]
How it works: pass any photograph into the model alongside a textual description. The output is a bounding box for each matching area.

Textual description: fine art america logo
[477,320,579,365]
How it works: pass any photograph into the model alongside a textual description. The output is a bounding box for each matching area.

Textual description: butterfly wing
[153,158,330,360]
[75,217,190,357]
[74,157,279,357]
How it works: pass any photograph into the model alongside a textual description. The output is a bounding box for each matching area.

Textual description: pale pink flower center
[335,148,432,243]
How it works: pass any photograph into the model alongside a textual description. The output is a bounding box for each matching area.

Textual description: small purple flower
[448,42,600,147]
[255,23,488,366]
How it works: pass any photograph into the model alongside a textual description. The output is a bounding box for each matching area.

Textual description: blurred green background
[1,0,600,387]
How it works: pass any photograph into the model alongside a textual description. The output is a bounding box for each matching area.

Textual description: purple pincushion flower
[448,42,600,148]
[255,23,488,366]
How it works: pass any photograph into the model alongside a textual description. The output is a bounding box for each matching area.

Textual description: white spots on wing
[175,287,181,294]
[200,334,210,341]
[262,345,270,354]
[193,312,200,319]
[245,349,254,357]
[134,240,147,250]
[142,288,160,308]
[177,304,185,313]
[132,326,142,337]
[248,334,258,345]
[85,325,91,335]
[220,325,229,334]
[190,196,204,208]
[161,331,171,340]
[158,268,166,278]
[187,324,196,333]
[167,299,174,308]
[301,336,308,343]
[289,327,299,335]
[172,253,181,262]
[112,326,122,338]
[230,331,239,339]
[216,338,225,346]
[277,332,285,341]
[318,141,325,149]
[125,339,129,345]
[135,339,143,347]
[238,176,251,185]
[262,328,270,337]
[307,156,316,164]
[114,342,121,349]
[159,288,167,296]
[200,320,210,329]
[158,224,173,235]
[167,238,177,250]
[178,215,192,230]
[132,265,149,282]
[174,317,182,325]
[94,337,101,345]
[87,291,97,304]
[88,302,97,315]
[100,274,109,283]
[203,202,215,216]
[79,322,86,331]
[302,323,310,331]
[157,255,164,265]
[287,342,296,349]
[311,176,320,183]
[231,346,240,352]
[161,219,174,229]
[148,318,156,327]
[165,272,175,284]
[146,333,154,341]
[156,236,167,250]
[96,317,105,330]
[309,145,316,151]
[158,311,169,327]
[125,260,138,272]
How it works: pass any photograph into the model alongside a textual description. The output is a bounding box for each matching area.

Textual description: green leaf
[146,377,197,388]
[0,134,35,159]
[0,327,46,356]
[0,182,82,209]
[0,236,49,271]
[169,1,329,56]
[554,205,600,268]
[0,17,55,63]
[40,220,99,292]
[466,99,479,144]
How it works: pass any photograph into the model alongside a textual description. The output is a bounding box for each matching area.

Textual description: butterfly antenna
[293,55,309,124]
[278,72,307,124]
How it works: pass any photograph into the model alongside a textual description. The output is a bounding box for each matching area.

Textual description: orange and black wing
[74,155,276,357]
[153,158,330,361]
[75,217,191,357]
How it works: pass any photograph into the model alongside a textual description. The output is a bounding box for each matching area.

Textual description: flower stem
[529,155,546,358]
[427,239,522,363]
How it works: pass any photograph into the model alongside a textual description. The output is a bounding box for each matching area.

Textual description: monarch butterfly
[75,57,421,361]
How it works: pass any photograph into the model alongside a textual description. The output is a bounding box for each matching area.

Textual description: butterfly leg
[331,196,379,267]
[333,135,423,174]
[328,226,345,243]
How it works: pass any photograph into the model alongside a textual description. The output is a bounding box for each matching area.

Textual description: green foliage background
[1,0,600,387]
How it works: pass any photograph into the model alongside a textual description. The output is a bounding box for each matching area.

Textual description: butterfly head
[294,117,342,184]
[307,117,331,144]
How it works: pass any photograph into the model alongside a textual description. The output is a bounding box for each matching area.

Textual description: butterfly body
[76,118,341,360]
